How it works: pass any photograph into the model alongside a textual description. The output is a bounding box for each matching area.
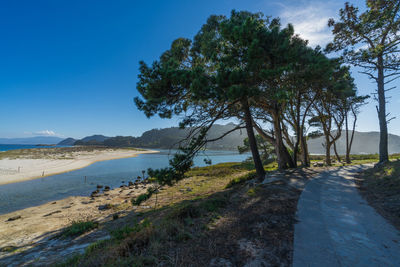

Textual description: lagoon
[0,149,250,214]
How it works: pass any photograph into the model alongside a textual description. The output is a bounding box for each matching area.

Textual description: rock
[51,201,57,204]
[135,185,139,189]
[209,258,233,267]
[0,246,17,253]
[91,191,99,197]
[98,204,113,210]
[96,184,103,189]
[128,181,134,186]
[262,177,282,185]
[313,162,324,167]
[104,186,110,191]
[7,215,21,222]
[43,210,61,217]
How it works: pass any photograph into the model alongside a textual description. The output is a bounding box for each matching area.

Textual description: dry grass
[356,160,400,230]
[55,162,314,267]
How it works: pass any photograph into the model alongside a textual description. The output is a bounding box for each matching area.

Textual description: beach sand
[0,148,158,185]
[0,182,154,265]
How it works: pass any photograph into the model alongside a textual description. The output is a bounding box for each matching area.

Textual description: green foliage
[59,221,98,239]
[238,135,275,164]
[327,1,400,70]
[225,171,257,188]
[131,187,157,206]
[111,219,151,240]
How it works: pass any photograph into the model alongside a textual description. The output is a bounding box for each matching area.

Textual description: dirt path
[293,165,400,266]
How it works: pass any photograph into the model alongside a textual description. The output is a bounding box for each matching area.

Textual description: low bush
[225,171,257,188]
[59,220,98,239]
[131,187,157,206]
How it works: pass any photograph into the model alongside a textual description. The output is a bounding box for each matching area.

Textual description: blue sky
[0,0,399,139]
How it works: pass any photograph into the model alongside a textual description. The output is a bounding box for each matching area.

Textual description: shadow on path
[293,165,400,267]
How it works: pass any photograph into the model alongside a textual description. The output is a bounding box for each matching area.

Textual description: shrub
[200,195,228,212]
[225,171,257,188]
[59,220,98,239]
[131,187,157,206]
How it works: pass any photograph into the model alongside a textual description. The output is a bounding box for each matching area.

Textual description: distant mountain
[308,131,400,155]
[80,135,109,142]
[74,135,110,146]
[73,124,247,150]
[58,138,77,146]
[63,126,400,154]
[0,136,64,145]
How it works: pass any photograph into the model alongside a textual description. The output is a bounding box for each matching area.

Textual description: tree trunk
[377,59,389,163]
[325,135,331,166]
[292,95,302,168]
[272,109,295,169]
[242,99,265,180]
[345,112,351,163]
[300,136,310,167]
[333,141,341,162]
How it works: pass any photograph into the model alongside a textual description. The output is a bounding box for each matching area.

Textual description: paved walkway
[293,165,400,267]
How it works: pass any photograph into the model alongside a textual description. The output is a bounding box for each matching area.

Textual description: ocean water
[0,149,250,214]
[0,144,69,152]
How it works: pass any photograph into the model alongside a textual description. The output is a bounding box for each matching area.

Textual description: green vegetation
[358,160,400,228]
[59,220,99,239]
[225,171,257,188]
[133,7,373,190]
[55,159,304,266]
[131,188,156,206]
[327,1,400,163]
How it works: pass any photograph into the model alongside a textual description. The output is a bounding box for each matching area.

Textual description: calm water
[0,144,69,152]
[0,149,250,214]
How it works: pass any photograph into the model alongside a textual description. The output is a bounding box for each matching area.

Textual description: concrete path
[293,165,400,267]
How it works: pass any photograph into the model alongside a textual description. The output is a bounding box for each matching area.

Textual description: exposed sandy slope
[0,149,158,185]
[0,183,152,265]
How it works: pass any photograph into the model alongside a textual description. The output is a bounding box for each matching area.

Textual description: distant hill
[58,138,77,146]
[80,135,109,143]
[67,123,247,150]
[308,131,400,155]
[0,136,64,145]
[59,126,400,154]
[74,135,110,146]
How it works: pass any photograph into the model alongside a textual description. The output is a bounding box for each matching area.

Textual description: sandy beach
[0,147,158,185]
[0,182,155,265]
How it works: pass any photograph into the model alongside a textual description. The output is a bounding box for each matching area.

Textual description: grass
[58,220,99,239]
[55,159,307,266]
[56,192,230,266]
[309,153,400,166]
[357,160,400,229]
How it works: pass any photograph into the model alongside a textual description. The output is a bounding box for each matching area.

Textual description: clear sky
[1,0,399,139]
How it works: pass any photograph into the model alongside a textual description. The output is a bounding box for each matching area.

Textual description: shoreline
[0,148,159,186]
[0,181,152,261]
